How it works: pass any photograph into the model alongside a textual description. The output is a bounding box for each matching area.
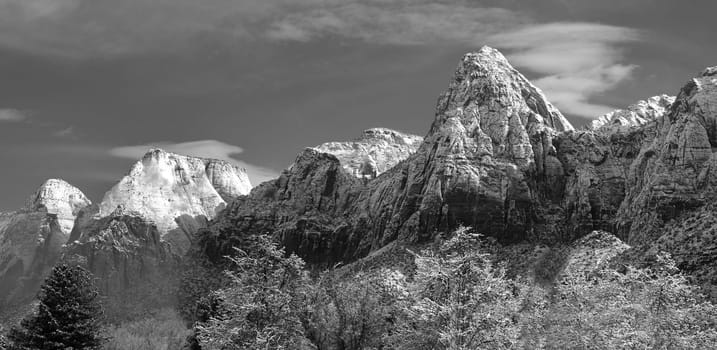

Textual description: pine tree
[8,264,105,350]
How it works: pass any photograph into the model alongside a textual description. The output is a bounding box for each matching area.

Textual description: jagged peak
[702,66,717,77]
[436,46,574,133]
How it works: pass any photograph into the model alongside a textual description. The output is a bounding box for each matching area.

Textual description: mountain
[193,47,717,289]
[588,95,675,133]
[57,149,252,316]
[197,46,590,264]
[314,128,423,179]
[89,148,251,252]
[0,180,90,311]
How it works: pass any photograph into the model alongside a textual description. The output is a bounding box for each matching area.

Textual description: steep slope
[0,180,90,309]
[314,128,423,179]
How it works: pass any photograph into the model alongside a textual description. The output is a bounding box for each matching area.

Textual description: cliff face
[0,180,90,309]
[314,128,423,179]
[64,207,180,317]
[617,67,717,244]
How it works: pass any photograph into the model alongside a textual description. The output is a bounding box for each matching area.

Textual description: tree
[8,264,104,350]
[386,227,528,350]
[543,253,717,349]
[194,235,315,350]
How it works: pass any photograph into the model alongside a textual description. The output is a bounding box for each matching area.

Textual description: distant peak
[703,66,717,77]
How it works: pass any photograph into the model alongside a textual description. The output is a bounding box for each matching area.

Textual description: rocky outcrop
[96,148,251,253]
[0,180,90,309]
[314,128,423,179]
[589,95,675,133]
[617,67,717,244]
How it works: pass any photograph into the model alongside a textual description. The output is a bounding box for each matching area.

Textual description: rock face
[24,179,92,234]
[314,128,423,179]
[617,67,717,244]
[64,207,180,318]
[589,95,675,133]
[97,148,251,252]
[0,180,90,309]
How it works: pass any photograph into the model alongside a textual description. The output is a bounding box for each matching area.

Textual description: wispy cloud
[109,140,279,186]
[54,126,76,138]
[266,2,523,45]
[487,22,640,118]
[0,109,27,122]
[0,0,524,58]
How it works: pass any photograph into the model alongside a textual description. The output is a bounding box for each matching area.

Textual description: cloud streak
[487,22,641,118]
[0,109,27,122]
[266,2,523,45]
[0,0,524,58]
[109,140,279,186]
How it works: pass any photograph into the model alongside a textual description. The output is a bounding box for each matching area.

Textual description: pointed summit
[24,179,91,233]
[433,46,573,137]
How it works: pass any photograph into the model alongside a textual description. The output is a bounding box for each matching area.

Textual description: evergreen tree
[8,264,104,350]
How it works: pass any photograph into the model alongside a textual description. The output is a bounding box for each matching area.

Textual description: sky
[0,0,716,210]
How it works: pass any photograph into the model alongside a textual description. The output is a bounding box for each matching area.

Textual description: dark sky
[0,0,716,210]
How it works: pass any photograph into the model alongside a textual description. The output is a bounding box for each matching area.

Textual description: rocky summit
[92,148,251,252]
[588,95,675,133]
[314,128,423,179]
[0,180,90,309]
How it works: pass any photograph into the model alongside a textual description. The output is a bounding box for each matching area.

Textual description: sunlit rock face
[314,128,423,179]
[589,95,675,133]
[0,180,90,310]
[24,179,92,234]
[96,148,251,252]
